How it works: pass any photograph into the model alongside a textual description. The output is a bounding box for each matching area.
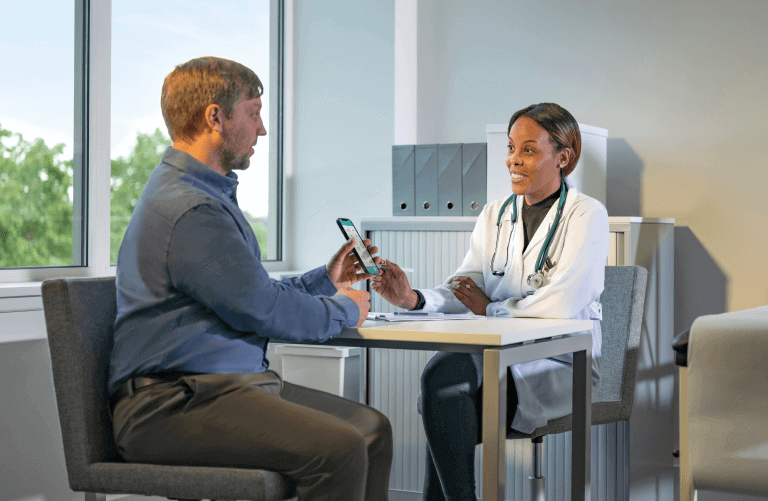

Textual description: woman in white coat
[371,103,608,501]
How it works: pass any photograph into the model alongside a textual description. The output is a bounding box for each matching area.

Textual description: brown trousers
[111,371,393,501]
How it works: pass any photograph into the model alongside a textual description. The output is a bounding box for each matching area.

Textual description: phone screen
[338,219,379,273]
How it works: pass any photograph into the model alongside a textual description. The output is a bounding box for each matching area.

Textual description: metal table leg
[482,348,506,501]
[572,347,592,501]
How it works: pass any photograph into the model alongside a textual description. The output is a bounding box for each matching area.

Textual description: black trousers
[111,371,393,501]
[420,352,519,501]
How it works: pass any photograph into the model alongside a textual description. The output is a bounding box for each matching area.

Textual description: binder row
[392,143,487,217]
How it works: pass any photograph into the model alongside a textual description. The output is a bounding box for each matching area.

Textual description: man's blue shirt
[108,147,358,396]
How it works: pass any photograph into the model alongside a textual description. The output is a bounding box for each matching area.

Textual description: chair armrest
[687,307,768,494]
[672,328,690,367]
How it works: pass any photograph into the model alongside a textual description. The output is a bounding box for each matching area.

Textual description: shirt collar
[161,146,239,198]
[523,183,565,209]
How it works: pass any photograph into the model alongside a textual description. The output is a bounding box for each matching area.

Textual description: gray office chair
[41,277,296,501]
[417,265,647,500]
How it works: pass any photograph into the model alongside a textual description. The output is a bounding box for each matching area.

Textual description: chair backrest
[593,265,647,421]
[42,276,121,485]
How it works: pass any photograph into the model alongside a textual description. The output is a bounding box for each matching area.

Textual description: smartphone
[336,218,380,274]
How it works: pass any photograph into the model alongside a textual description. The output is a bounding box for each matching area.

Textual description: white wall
[0,340,75,500]
[290,0,768,315]
[289,0,395,272]
[406,0,768,318]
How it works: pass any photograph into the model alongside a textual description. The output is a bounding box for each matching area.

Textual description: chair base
[529,475,546,501]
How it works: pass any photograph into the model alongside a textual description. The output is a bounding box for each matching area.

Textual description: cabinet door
[608,231,626,266]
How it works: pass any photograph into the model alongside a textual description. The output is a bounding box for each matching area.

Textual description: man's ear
[204,103,224,134]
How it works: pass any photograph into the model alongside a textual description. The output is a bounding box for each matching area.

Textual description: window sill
[1,283,46,344]
[0,281,43,298]
[0,278,72,344]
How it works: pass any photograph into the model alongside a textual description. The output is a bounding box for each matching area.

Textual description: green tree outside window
[0,123,269,268]
[0,123,74,267]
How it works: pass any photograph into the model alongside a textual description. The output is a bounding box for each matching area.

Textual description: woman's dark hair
[507,103,581,177]
[161,56,264,142]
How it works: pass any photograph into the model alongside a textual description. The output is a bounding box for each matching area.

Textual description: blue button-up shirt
[108,147,358,396]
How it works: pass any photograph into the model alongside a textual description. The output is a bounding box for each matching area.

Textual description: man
[109,56,392,501]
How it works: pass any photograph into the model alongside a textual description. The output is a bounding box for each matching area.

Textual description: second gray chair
[417,264,648,501]
[41,276,297,501]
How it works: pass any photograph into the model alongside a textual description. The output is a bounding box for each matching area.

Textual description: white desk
[317,317,594,501]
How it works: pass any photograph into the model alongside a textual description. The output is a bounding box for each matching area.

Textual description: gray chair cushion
[507,265,647,439]
[42,277,295,500]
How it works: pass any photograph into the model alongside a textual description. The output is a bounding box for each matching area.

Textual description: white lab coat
[418,185,609,433]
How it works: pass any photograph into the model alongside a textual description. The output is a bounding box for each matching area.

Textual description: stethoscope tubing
[489,179,568,288]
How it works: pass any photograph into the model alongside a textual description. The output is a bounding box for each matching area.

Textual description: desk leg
[572,348,592,501]
[482,349,506,501]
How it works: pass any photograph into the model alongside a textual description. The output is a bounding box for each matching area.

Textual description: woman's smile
[510,171,527,182]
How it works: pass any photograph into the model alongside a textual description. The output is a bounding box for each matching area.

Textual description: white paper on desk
[367,312,486,322]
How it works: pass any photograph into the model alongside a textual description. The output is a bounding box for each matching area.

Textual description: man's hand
[336,288,371,327]
[370,259,419,310]
[449,276,490,316]
[326,238,381,290]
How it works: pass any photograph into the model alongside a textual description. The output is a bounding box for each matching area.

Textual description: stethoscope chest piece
[527,272,545,290]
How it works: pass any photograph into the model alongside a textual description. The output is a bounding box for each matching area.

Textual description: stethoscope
[489,178,568,290]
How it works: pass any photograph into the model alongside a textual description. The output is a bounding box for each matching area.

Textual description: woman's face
[505,116,568,205]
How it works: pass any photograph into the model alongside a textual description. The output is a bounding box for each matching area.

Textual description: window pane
[111,0,277,264]
[0,3,77,268]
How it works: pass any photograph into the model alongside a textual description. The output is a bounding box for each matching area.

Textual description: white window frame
[0,0,293,293]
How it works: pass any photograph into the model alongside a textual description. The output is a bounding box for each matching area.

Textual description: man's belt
[110,372,198,412]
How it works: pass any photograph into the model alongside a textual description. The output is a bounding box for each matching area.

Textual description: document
[367,312,486,322]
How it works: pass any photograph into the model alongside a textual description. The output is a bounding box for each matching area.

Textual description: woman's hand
[450,276,490,316]
[370,259,419,310]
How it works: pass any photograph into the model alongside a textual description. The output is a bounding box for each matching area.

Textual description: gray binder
[392,145,415,216]
[415,144,438,216]
[437,143,463,216]
[462,143,487,215]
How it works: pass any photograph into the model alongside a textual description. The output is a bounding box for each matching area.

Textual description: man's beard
[221,144,251,172]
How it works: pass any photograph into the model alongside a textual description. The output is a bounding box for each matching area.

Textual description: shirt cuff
[328,294,360,327]
[487,300,519,317]
[302,265,339,296]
